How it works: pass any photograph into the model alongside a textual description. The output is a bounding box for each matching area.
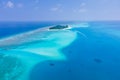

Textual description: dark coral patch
[49,63,55,66]
[94,58,102,63]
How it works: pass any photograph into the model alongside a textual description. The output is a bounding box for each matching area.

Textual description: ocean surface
[0,21,120,80]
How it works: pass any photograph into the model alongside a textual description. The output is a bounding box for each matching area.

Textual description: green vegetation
[49,25,68,30]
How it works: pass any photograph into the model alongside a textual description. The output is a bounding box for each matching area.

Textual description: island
[49,25,70,30]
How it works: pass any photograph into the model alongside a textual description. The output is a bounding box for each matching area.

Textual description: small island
[49,25,69,30]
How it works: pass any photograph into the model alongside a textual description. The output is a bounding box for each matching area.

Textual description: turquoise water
[0,21,120,80]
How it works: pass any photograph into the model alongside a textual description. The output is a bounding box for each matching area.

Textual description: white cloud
[6,1,14,8]
[79,2,87,13]
[73,2,87,13]
[50,4,63,12]
[50,7,63,12]
[35,0,39,3]
[79,8,87,13]
[3,1,24,9]
[50,7,59,11]
[17,3,23,8]
[34,6,39,10]
[80,2,86,7]
[73,8,87,13]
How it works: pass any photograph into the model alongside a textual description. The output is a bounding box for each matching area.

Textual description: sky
[0,0,120,21]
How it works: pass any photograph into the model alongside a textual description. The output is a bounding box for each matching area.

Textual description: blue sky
[0,0,120,21]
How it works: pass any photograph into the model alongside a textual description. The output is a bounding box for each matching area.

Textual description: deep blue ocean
[0,21,120,80]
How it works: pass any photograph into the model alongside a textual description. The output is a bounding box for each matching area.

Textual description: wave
[70,23,89,28]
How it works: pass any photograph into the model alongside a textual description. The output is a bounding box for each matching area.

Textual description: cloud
[34,6,39,10]
[78,8,87,13]
[50,4,63,12]
[80,2,86,7]
[50,7,63,12]
[73,2,87,13]
[17,3,23,8]
[50,7,59,11]
[3,1,24,9]
[6,1,14,8]
[79,2,87,13]
[35,0,39,4]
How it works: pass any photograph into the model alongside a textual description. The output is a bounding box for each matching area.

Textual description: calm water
[0,21,120,80]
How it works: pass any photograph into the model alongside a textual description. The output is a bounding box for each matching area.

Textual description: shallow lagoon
[0,21,120,80]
